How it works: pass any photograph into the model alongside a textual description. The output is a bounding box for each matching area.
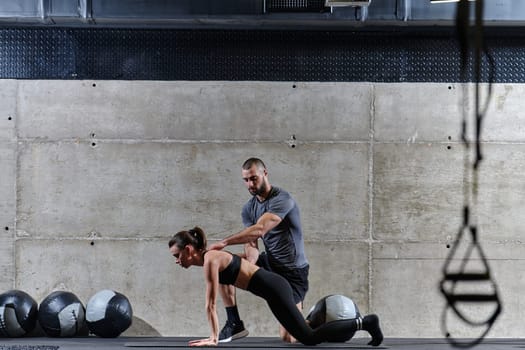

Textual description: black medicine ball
[0,289,38,337]
[38,291,86,337]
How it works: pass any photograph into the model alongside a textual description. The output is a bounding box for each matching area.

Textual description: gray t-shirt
[242,186,309,270]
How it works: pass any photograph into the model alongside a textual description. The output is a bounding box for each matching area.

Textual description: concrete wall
[1,80,524,338]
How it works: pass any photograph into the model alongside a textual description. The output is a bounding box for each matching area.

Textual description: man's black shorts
[256,252,309,305]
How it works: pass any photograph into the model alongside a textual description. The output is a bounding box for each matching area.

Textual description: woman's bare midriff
[234,258,260,290]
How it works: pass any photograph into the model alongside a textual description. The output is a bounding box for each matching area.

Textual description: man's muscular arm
[209,212,281,251]
[244,240,259,264]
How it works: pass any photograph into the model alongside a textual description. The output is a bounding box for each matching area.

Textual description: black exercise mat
[0,346,59,350]
[124,338,384,349]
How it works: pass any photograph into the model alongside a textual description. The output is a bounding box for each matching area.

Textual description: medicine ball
[86,289,133,337]
[0,289,38,337]
[38,291,86,337]
[306,294,361,329]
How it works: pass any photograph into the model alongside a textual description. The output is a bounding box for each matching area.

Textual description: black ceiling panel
[0,27,524,82]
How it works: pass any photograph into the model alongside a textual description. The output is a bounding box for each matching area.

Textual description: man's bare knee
[279,326,297,344]
[280,333,296,343]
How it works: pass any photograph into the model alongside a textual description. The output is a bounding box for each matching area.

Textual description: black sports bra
[219,253,241,285]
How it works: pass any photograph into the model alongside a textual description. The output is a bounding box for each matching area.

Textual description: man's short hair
[242,158,266,171]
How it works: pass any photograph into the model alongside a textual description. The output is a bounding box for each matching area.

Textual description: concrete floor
[1,337,524,350]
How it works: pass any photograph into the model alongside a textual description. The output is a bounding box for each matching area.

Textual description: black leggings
[246,268,359,345]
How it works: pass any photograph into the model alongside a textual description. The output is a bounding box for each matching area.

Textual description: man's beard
[250,182,267,197]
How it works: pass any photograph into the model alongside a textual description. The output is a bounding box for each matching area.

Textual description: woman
[168,227,383,347]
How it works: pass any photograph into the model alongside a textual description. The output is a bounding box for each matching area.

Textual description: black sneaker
[218,320,249,343]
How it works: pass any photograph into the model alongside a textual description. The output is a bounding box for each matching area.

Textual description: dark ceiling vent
[265,0,326,12]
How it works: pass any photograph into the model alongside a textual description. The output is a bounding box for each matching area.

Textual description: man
[209,158,309,343]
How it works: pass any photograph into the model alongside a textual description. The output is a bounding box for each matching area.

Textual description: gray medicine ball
[86,289,133,338]
[306,294,360,329]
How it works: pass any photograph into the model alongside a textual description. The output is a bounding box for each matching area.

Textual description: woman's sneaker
[218,320,249,343]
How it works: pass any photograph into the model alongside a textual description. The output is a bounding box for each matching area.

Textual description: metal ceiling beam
[0,0,524,28]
